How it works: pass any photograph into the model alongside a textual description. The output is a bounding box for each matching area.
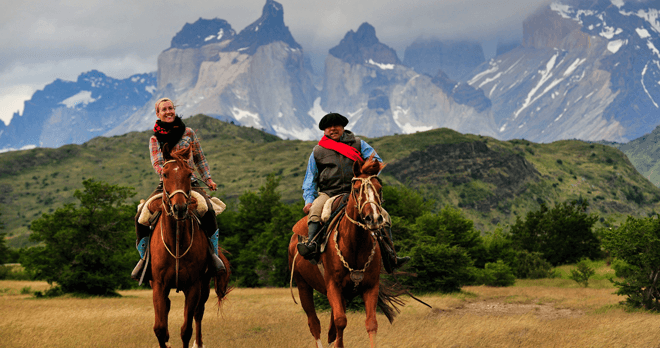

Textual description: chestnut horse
[289,155,399,348]
[146,146,231,348]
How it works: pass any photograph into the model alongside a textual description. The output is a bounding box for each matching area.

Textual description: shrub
[513,250,557,279]
[602,216,660,310]
[475,260,516,287]
[402,240,473,293]
[569,259,595,287]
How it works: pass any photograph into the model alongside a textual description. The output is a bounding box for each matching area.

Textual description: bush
[602,216,660,310]
[513,250,557,279]
[402,240,473,293]
[569,259,595,287]
[475,260,516,287]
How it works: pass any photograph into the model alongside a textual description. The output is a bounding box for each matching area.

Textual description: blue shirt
[302,139,382,204]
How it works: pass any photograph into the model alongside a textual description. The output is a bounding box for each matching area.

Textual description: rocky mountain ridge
[3,0,660,153]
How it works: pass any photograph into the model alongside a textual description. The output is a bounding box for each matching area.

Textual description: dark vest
[313,131,362,197]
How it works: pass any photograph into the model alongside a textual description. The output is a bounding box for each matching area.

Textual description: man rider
[296,112,409,271]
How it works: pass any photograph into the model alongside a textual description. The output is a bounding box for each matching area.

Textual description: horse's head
[162,146,194,220]
[350,153,386,230]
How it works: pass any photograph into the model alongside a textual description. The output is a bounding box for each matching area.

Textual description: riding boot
[384,225,410,270]
[201,210,226,273]
[297,221,321,259]
[131,223,152,280]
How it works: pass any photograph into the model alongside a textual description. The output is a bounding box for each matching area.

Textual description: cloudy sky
[0,0,550,126]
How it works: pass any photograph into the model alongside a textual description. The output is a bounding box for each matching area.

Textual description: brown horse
[289,155,398,348]
[145,146,231,348]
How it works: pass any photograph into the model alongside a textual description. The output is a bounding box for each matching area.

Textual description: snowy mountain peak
[223,0,301,55]
[329,22,401,66]
[170,18,235,49]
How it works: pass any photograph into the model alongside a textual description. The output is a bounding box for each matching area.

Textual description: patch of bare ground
[441,300,583,320]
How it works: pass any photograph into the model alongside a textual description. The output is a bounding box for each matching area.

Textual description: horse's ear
[353,158,363,177]
[162,144,173,160]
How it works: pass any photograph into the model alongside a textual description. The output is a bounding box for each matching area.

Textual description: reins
[334,174,383,289]
[344,175,384,231]
[159,159,198,290]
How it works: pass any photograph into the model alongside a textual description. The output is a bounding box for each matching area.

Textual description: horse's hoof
[192,340,203,348]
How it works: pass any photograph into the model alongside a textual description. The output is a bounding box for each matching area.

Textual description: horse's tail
[377,271,432,324]
[214,248,232,309]
[377,278,405,324]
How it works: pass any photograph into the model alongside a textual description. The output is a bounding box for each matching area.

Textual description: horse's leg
[295,272,323,348]
[193,278,211,348]
[328,308,337,346]
[326,282,347,348]
[362,285,380,348]
[153,282,172,348]
[181,282,202,348]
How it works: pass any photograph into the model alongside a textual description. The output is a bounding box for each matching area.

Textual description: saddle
[137,192,226,226]
[294,194,349,259]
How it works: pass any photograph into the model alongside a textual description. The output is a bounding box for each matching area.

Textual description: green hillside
[2,115,659,247]
[611,125,660,187]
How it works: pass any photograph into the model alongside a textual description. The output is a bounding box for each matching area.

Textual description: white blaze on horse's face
[354,176,384,230]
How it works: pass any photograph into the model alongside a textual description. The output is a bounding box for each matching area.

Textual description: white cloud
[0,85,35,126]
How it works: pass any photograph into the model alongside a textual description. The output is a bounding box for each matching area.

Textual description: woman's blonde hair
[155,98,175,115]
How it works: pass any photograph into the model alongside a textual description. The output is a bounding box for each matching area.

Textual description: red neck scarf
[318,135,361,162]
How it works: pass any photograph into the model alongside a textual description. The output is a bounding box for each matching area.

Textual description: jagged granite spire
[329,22,401,66]
[170,18,235,49]
[223,0,301,54]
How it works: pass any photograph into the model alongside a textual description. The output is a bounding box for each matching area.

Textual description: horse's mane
[359,154,384,176]
[163,144,192,171]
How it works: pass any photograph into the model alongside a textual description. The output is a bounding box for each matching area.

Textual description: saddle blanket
[136,192,226,226]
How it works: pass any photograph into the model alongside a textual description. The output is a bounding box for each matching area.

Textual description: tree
[382,185,434,224]
[219,173,303,287]
[602,216,660,310]
[0,211,8,265]
[508,200,600,265]
[22,179,136,296]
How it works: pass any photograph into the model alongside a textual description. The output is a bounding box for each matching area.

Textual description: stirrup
[297,241,318,259]
[395,256,410,268]
[131,258,145,280]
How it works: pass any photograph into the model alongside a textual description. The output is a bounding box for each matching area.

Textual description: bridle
[160,159,195,290]
[345,175,385,231]
[161,159,192,221]
[335,174,384,288]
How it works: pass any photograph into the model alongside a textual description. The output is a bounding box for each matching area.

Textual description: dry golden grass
[2,280,660,348]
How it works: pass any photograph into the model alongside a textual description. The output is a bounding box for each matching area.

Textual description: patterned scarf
[154,116,186,151]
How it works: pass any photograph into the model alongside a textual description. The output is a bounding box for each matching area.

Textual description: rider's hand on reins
[208,179,217,191]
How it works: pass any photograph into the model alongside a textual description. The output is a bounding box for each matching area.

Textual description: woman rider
[131,97,225,281]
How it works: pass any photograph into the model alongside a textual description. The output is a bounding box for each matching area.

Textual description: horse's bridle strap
[348,175,384,230]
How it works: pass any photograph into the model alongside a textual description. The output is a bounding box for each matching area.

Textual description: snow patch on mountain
[367,59,394,70]
[231,107,262,128]
[307,97,326,123]
[60,91,97,108]
[608,39,627,53]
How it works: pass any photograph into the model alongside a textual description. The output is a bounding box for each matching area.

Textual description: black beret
[319,113,349,130]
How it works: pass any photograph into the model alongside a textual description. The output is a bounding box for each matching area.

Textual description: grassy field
[3,269,660,348]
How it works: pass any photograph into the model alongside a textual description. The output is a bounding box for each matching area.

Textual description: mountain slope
[0,70,156,151]
[107,0,319,141]
[467,0,660,143]
[2,115,658,248]
[321,23,498,138]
